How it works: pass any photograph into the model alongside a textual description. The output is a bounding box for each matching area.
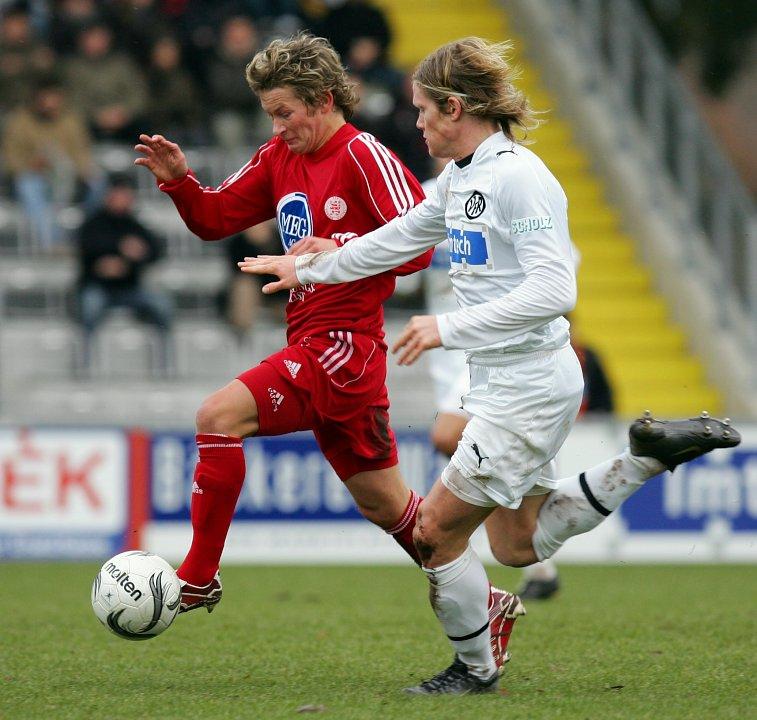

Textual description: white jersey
[296,131,577,363]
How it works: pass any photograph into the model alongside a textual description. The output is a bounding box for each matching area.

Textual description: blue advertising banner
[150,431,445,522]
[619,448,757,532]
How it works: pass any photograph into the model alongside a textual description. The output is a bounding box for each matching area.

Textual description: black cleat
[518,576,560,601]
[629,411,741,471]
[404,656,499,695]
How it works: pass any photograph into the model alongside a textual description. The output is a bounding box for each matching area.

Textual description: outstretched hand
[238,255,300,294]
[392,315,442,365]
[134,134,188,183]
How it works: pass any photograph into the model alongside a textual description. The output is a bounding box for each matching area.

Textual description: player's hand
[287,236,337,256]
[133,134,188,183]
[392,315,442,366]
[238,254,300,294]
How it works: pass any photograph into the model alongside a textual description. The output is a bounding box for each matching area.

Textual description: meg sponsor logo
[277,192,313,250]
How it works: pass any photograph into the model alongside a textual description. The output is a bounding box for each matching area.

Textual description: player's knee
[412,506,440,566]
[195,394,236,434]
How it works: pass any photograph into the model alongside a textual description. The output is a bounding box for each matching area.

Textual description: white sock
[522,558,558,582]
[423,545,496,679]
[532,449,665,560]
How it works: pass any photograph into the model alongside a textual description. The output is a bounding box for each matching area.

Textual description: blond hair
[246,33,359,120]
[413,37,540,140]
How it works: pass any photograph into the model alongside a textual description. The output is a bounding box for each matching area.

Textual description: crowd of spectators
[0,1,430,188]
[0,0,430,354]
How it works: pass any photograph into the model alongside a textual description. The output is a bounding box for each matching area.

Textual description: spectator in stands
[107,0,169,65]
[49,0,103,57]
[221,220,285,341]
[63,21,148,141]
[569,314,615,416]
[352,73,431,182]
[316,0,392,66]
[75,173,172,371]
[206,15,265,148]
[145,34,203,143]
[0,3,54,114]
[1,75,100,251]
[318,0,402,102]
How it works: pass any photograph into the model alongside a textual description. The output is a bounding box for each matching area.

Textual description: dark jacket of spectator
[574,343,615,416]
[78,200,163,291]
[316,0,392,62]
[50,0,103,56]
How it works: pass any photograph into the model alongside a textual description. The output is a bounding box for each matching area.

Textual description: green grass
[1,564,755,720]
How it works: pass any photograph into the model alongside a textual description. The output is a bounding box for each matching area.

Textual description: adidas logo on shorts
[192,480,203,495]
[268,387,285,412]
[283,359,302,379]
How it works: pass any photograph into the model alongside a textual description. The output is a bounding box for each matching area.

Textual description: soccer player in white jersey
[422,171,561,601]
[240,37,740,695]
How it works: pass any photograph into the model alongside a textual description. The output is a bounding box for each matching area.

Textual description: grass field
[1,564,755,720]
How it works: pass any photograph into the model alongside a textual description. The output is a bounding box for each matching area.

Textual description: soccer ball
[91,551,181,641]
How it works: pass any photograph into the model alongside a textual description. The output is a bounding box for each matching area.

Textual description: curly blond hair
[413,37,540,141]
[246,33,359,120]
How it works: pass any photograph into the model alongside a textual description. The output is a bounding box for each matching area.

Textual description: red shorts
[237,331,398,481]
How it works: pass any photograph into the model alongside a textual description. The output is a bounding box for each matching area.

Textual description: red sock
[177,433,245,586]
[386,491,422,565]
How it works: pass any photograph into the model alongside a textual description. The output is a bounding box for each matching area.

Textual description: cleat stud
[724,418,731,425]
[643,410,652,418]
[700,411,710,419]
[704,425,712,435]
[723,430,731,438]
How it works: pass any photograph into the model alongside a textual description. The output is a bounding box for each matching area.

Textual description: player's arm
[437,167,576,351]
[239,191,447,293]
[134,134,275,240]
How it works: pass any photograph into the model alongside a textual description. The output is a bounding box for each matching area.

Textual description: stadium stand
[0,0,753,426]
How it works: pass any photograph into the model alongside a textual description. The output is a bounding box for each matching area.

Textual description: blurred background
[0,0,754,564]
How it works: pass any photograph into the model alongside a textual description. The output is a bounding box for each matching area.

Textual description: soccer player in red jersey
[135,33,523,667]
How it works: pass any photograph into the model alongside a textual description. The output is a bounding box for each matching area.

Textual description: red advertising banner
[0,427,131,559]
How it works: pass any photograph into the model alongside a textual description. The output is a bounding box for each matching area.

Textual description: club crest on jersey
[277,192,313,250]
[447,223,493,271]
[324,196,347,220]
[464,191,486,219]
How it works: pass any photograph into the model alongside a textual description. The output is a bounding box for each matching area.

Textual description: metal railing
[551,0,756,324]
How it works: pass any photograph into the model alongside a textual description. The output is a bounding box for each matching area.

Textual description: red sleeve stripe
[350,133,415,219]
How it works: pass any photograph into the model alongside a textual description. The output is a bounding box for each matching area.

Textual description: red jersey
[159,123,432,346]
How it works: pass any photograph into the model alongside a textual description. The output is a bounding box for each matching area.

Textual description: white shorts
[443,344,584,508]
[428,346,470,416]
